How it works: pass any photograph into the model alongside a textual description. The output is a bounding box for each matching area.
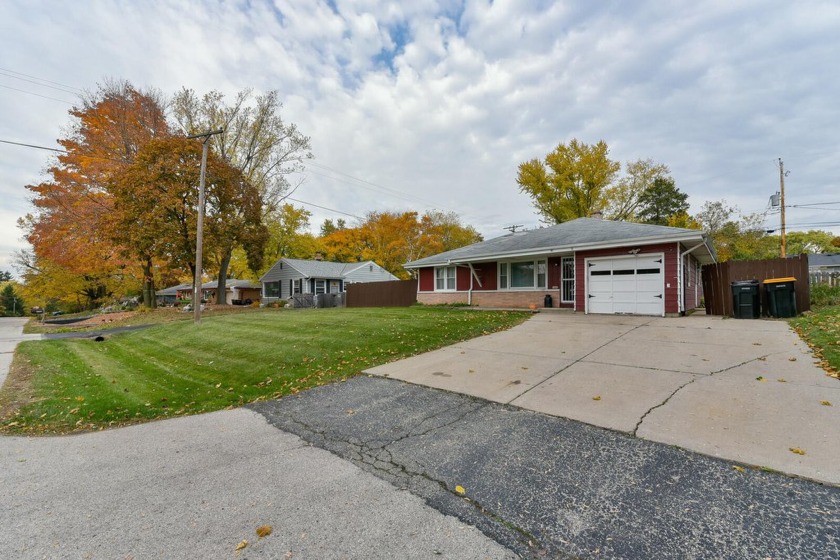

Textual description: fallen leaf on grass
[235,539,248,551]
[256,525,273,538]
[821,400,832,407]
[789,447,806,456]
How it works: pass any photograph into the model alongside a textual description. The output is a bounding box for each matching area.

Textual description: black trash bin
[544,294,553,308]
[764,277,797,318]
[731,280,760,319]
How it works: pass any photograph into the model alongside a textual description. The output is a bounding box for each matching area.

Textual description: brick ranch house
[404,217,717,316]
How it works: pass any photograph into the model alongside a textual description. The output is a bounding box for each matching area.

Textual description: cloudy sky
[2,0,839,275]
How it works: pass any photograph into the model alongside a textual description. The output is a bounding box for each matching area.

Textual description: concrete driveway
[366,312,840,485]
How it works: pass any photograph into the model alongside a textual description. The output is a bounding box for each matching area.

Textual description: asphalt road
[250,376,840,560]
[1,408,514,559]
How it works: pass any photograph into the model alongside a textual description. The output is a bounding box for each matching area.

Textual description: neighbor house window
[561,257,575,302]
[293,279,302,294]
[314,279,326,294]
[498,259,547,289]
[265,282,280,298]
[435,266,457,291]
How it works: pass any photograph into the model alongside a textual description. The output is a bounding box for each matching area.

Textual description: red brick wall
[417,290,571,308]
[575,243,680,314]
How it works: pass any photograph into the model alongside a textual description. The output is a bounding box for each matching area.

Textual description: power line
[285,196,362,220]
[0,83,74,105]
[305,161,458,213]
[0,70,81,96]
[0,138,125,163]
[0,66,83,92]
[2,136,363,222]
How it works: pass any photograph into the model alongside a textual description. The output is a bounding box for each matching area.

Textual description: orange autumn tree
[20,80,170,308]
[108,136,268,304]
[320,210,481,279]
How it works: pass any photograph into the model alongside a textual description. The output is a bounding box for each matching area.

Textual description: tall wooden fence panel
[346,279,417,308]
[701,254,810,316]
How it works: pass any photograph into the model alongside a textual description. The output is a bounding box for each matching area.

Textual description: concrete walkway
[0,318,42,389]
[366,313,840,485]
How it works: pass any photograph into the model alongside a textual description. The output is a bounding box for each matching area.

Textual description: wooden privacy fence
[346,279,417,308]
[701,254,810,316]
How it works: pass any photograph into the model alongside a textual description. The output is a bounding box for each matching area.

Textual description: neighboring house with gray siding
[260,258,399,302]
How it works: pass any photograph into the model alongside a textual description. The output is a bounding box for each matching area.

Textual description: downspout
[676,243,684,315]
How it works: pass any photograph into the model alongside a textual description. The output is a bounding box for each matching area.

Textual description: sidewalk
[0,318,42,388]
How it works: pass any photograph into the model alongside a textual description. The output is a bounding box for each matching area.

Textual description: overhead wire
[0,70,82,96]
[0,66,83,92]
[0,83,74,105]
[0,137,361,221]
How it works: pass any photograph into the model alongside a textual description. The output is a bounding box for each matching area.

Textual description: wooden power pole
[778,158,787,258]
[188,128,224,324]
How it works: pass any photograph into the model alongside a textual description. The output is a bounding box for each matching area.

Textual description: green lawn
[0,307,528,435]
[791,303,840,381]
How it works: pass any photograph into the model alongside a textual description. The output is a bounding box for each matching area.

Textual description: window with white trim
[561,257,575,302]
[435,266,457,291]
[498,259,547,290]
[314,279,326,294]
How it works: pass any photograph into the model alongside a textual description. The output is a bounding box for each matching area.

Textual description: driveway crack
[632,352,774,436]
[252,397,551,557]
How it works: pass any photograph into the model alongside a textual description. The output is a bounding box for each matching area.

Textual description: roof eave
[404,232,709,268]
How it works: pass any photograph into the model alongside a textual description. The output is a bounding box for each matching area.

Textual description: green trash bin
[731,280,760,319]
[764,277,797,318]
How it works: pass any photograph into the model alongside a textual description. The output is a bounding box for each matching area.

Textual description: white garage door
[587,254,664,316]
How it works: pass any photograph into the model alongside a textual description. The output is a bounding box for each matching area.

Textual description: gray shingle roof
[405,217,713,267]
[155,283,192,296]
[202,279,261,289]
[808,253,840,268]
[283,259,364,278]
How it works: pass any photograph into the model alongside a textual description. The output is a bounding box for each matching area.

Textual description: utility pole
[778,158,787,258]
[188,129,224,324]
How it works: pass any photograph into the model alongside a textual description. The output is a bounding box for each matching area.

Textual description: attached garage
[586,254,665,316]
[405,218,717,315]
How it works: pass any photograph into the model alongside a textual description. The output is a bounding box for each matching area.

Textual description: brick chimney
[314,252,323,261]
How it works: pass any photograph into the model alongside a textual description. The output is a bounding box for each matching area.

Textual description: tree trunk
[215,248,232,305]
[141,257,156,308]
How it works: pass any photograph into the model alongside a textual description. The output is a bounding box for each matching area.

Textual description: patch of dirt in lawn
[70,311,140,327]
